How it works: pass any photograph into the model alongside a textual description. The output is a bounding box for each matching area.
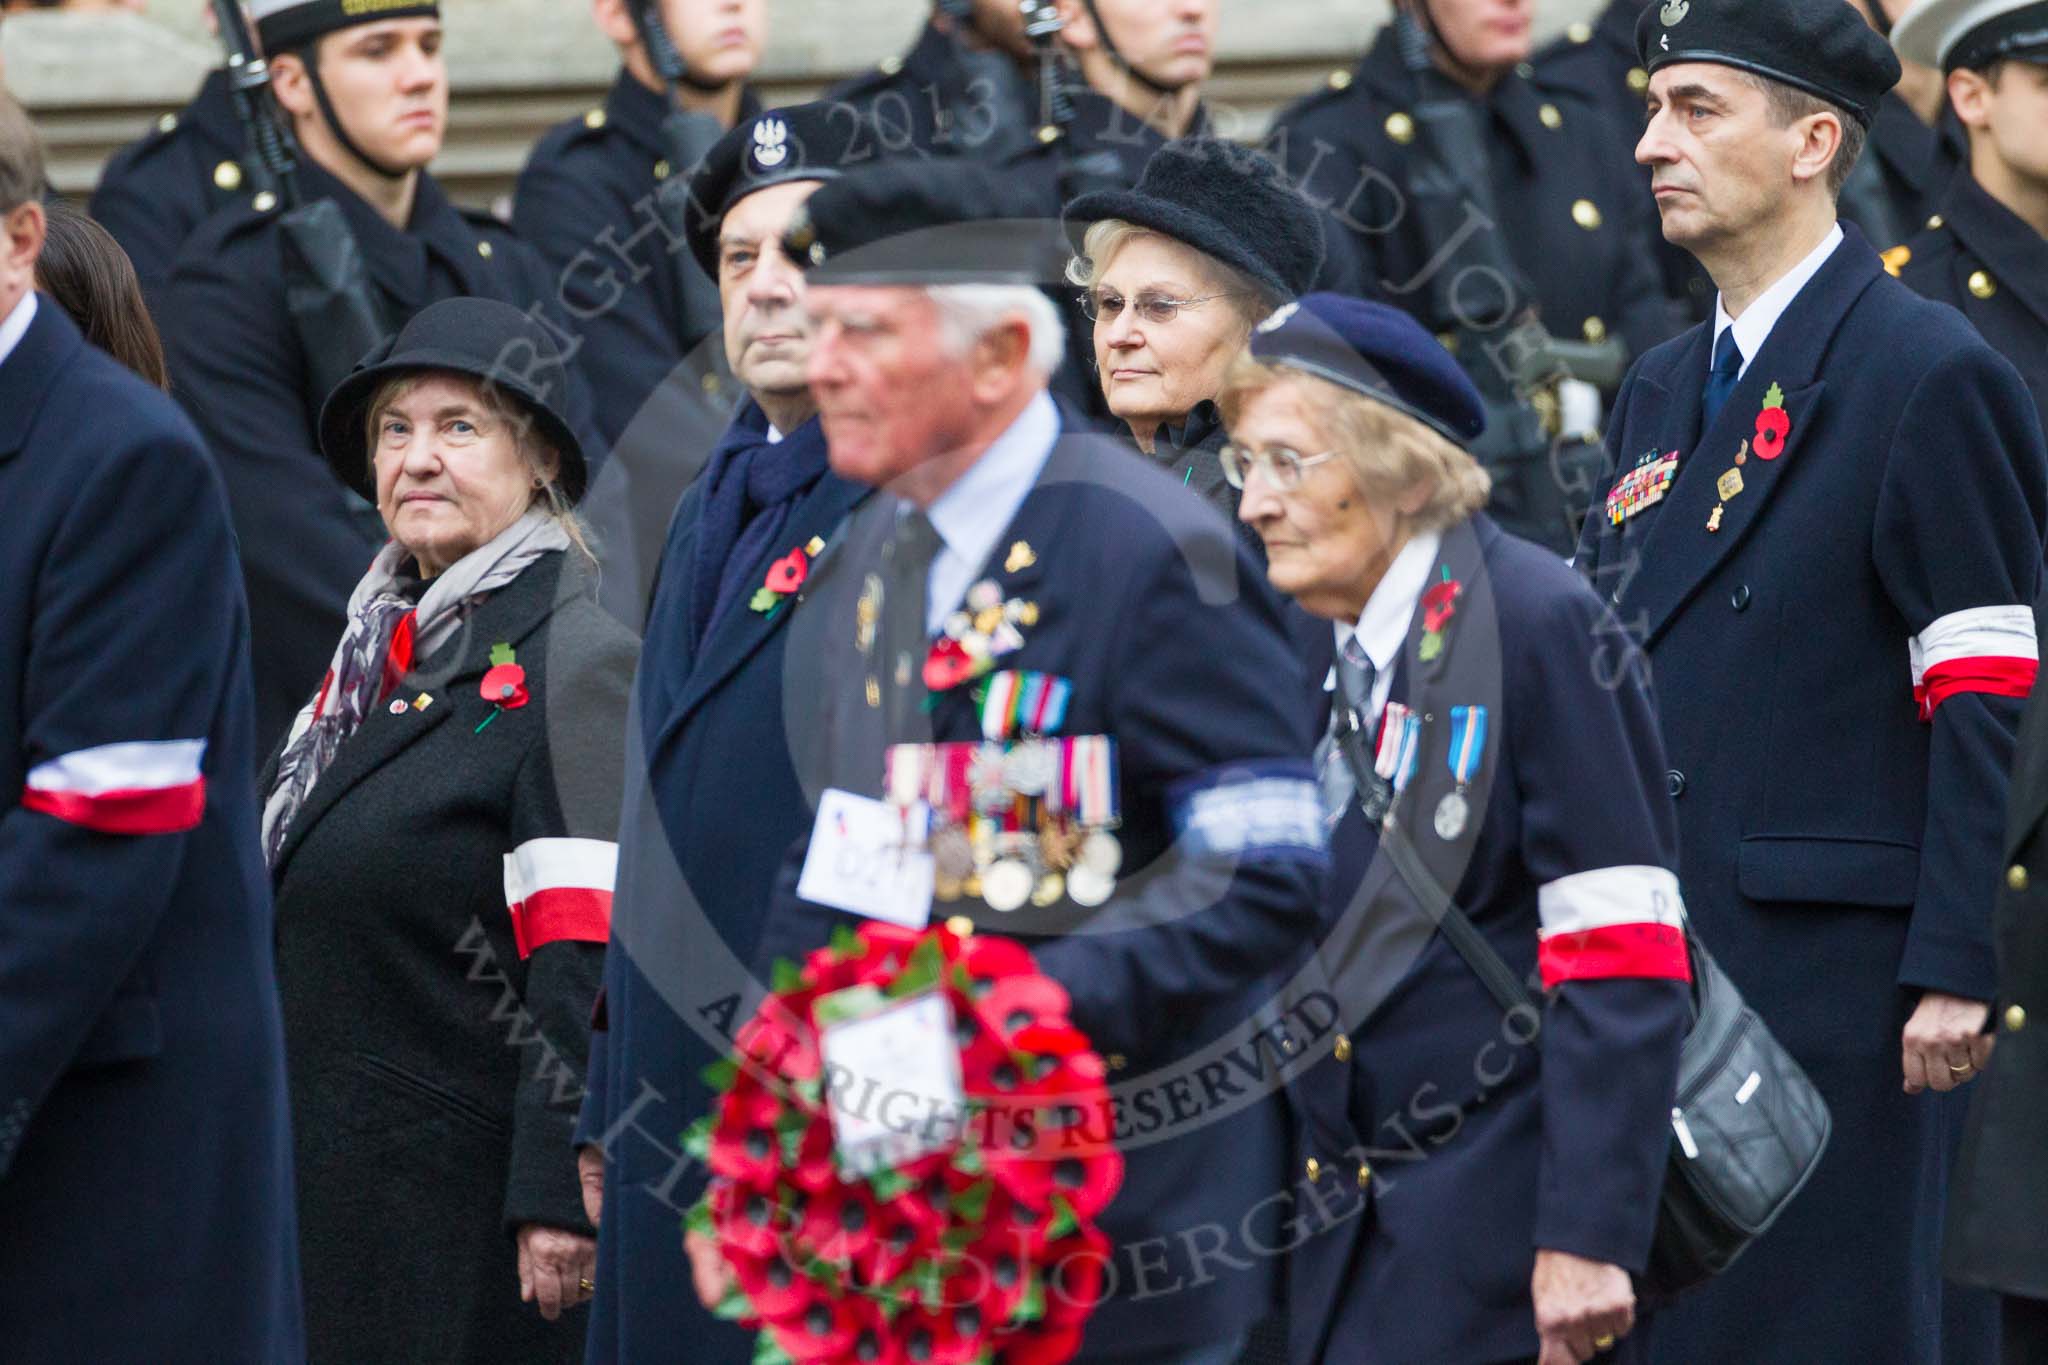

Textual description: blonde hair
[1216,356,1492,532]
[1065,218,1276,333]
[364,371,596,565]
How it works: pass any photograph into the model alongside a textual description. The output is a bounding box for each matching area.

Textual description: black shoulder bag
[1335,724,1832,1298]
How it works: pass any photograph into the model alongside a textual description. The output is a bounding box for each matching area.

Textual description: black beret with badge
[682,102,863,279]
[1636,0,1903,125]
[783,160,1071,287]
[1893,0,2048,71]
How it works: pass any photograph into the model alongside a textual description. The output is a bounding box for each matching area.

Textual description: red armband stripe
[21,739,209,835]
[1537,922,1691,988]
[509,887,613,959]
[21,779,206,835]
[1916,656,2037,720]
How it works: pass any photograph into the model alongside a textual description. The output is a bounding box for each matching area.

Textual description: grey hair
[1730,70,1867,199]
[924,284,1068,379]
[1066,216,1281,333]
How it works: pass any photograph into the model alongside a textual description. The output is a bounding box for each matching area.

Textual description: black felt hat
[785,160,1070,286]
[1063,138,1326,303]
[1636,0,1902,125]
[317,297,588,505]
[683,102,864,279]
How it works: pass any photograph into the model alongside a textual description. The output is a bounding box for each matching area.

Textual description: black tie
[1701,328,1743,432]
[879,511,943,744]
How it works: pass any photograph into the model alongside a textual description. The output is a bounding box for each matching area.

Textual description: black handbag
[1340,726,1832,1297]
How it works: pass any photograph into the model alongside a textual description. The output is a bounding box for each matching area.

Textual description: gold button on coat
[2008,864,2029,892]
[1333,1034,1352,1062]
[654,158,671,179]
[1385,111,1416,144]
[1627,67,1649,93]
[1969,271,1997,300]
[157,112,180,134]
[2007,1004,2027,1032]
[1927,213,1945,230]
[1572,199,1604,231]
[879,54,904,76]
[1567,21,1592,42]
[583,108,607,129]
[1583,316,1608,343]
[1356,1163,1373,1189]
[252,191,278,213]
[1539,103,1563,130]
[1305,1157,1323,1183]
[1329,68,1354,91]
[213,160,243,192]
[476,240,493,259]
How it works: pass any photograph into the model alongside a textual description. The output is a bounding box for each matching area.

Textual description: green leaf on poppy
[774,1104,810,1136]
[713,1286,752,1321]
[682,1114,715,1161]
[884,936,947,1000]
[1763,381,1785,410]
[750,587,782,613]
[779,1126,806,1163]
[915,1257,947,1307]
[952,1179,993,1225]
[770,958,806,995]
[1010,1270,1046,1326]
[952,1143,986,1176]
[700,1058,738,1093]
[829,922,862,958]
[794,1076,824,1107]
[814,983,887,1028]
[684,1197,714,1238]
[489,642,516,666]
[1418,631,1444,663]
[1047,1194,1079,1242]
[868,1167,914,1202]
[941,1227,978,1252]
[752,1330,795,1365]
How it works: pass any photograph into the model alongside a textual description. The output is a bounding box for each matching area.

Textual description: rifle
[210,0,390,422]
[1017,0,1129,200]
[1388,6,1623,553]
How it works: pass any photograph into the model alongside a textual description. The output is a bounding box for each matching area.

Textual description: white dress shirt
[921,389,1059,634]
[0,291,37,372]
[1711,223,1844,381]
[1330,528,1444,731]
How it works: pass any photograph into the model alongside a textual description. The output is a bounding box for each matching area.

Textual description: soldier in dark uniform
[822,0,1040,163]
[162,0,599,753]
[1576,1,2047,1359]
[89,66,254,311]
[1894,0,2048,426]
[1843,0,1969,253]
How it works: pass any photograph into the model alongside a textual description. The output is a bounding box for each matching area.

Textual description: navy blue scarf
[689,402,832,648]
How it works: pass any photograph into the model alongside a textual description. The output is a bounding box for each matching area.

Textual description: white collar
[1336,528,1444,678]
[1712,222,1843,381]
[765,423,784,444]
[924,389,1059,579]
[0,292,38,373]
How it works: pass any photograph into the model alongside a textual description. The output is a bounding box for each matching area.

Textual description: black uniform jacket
[161,159,601,754]
[268,549,636,1364]
[1902,168,2048,430]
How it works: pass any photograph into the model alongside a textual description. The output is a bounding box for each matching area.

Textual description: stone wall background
[4,0,1606,203]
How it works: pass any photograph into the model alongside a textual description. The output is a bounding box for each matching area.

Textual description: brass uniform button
[1539,103,1563,130]
[213,160,243,192]
[157,112,180,134]
[1568,21,1592,42]
[1305,1157,1323,1183]
[1572,199,1604,231]
[1927,213,1945,230]
[654,158,671,180]
[1969,270,1997,300]
[252,190,278,213]
[2006,1004,2027,1032]
[1627,67,1650,94]
[476,240,494,260]
[1583,316,1608,343]
[1385,111,1416,144]
[701,372,722,395]
[1881,244,1913,277]
[1108,1053,1128,1071]
[1516,62,1535,79]
[1437,330,1459,355]
[879,54,904,76]
[2008,864,2029,892]
[583,107,607,130]
[944,914,975,938]
[1328,68,1354,92]
[1356,1162,1373,1189]
[1037,124,1060,145]
[1333,1034,1352,1063]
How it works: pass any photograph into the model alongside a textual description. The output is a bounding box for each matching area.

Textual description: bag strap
[1335,721,1539,1021]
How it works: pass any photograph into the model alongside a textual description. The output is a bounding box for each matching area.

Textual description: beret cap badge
[751,117,790,171]
[1660,0,1689,26]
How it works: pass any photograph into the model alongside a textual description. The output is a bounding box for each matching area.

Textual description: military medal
[931,826,975,882]
[389,698,409,715]
[1605,450,1680,526]
[1716,468,1744,501]
[1433,705,1487,841]
[982,856,1033,913]
[1067,866,1115,907]
[1078,830,1122,878]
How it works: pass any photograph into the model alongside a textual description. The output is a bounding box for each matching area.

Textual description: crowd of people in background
[2,0,2048,1362]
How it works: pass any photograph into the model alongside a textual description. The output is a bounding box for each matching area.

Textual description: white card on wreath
[819,991,966,1176]
[796,788,934,929]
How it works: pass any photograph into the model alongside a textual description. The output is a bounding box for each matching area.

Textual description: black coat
[161,160,605,754]
[1947,647,2048,1304]
[1840,92,1963,256]
[268,550,637,1364]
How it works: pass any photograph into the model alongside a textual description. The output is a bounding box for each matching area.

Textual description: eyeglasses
[1218,443,1339,491]
[1079,288,1244,326]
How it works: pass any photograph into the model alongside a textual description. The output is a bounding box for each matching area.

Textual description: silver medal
[1003,741,1055,796]
[1077,830,1122,878]
[1066,865,1115,907]
[981,858,1033,913]
[1433,791,1469,841]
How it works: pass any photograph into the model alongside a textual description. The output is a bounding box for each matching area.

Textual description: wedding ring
[1595,1335,1617,1351]
[1949,1062,1972,1075]
[578,1277,596,1294]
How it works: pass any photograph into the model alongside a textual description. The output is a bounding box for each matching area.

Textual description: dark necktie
[879,511,943,744]
[1701,327,1744,432]
[1315,636,1379,826]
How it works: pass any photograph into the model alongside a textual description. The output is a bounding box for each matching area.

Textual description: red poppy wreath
[684,921,1124,1365]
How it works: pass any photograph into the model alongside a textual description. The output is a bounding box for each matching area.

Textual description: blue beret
[683,102,862,279]
[1637,0,1901,126]
[1247,294,1487,447]
[786,161,1068,286]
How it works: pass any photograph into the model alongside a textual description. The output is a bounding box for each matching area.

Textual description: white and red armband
[1536,865,1691,989]
[1910,606,2038,721]
[502,836,616,959]
[20,738,207,835]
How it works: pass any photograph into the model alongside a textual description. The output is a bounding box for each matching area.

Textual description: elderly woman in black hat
[1064,137,1325,529]
[261,296,638,1362]
[1222,294,1691,1365]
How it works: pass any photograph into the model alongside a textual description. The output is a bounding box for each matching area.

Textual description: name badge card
[816,989,966,1177]
[797,788,935,929]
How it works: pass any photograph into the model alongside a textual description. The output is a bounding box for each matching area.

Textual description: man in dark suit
[1574,2,2048,1360]
[573,102,869,1365]
[0,92,303,1364]
[722,159,1328,1365]
[1894,0,2048,427]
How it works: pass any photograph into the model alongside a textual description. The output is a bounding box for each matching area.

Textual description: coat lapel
[268,555,571,877]
[0,296,82,461]
[1620,231,1882,645]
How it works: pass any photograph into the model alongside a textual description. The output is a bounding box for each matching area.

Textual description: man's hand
[1533,1249,1635,1364]
[686,1227,734,1310]
[1902,991,1994,1093]
[578,1145,605,1227]
[516,1223,596,1322]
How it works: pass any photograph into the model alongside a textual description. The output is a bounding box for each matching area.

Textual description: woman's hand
[516,1222,596,1321]
[1532,1248,1635,1363]
[685,1228,735,1310]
